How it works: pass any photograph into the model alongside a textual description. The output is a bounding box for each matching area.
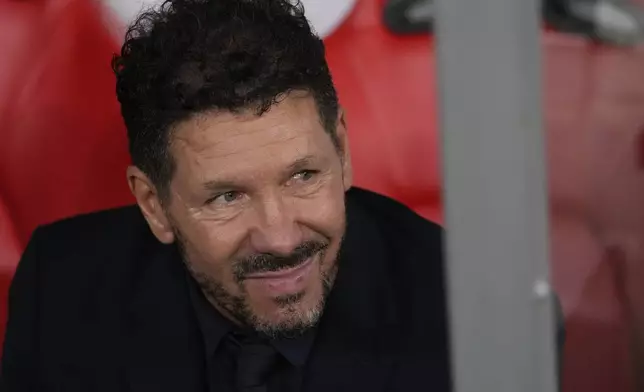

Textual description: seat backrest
[0,0,133,246]
[0,194,22,350]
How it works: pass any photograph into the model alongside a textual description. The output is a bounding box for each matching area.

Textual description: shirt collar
[269,326,316,367]
[184,268,317,368]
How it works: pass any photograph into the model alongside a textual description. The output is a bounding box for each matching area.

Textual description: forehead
[170,95,334,184]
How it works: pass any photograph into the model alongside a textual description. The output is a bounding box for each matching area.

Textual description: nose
[248,193,303,255]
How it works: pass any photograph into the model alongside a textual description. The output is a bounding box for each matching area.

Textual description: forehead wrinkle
[171,95,321,153]
[205,134,306,162]
[174,119,316,162]
[177,138,315,190]
[201,145,313,187]
[169,97,329,188]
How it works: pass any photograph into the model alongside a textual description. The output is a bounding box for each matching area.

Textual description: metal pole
[433,0,558,391]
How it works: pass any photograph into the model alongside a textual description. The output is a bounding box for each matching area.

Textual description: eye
[206,191,243,205]
[292,170,317,182]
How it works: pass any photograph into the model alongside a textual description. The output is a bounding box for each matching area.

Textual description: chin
[250,288,327,338]
[246,255,338,334]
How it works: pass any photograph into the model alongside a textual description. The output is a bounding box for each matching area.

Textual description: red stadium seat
[0,0,133,248]
[0,0,133,352]
[0,195,21,350]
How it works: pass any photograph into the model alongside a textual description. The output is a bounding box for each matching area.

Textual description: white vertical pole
[433,0,558,391]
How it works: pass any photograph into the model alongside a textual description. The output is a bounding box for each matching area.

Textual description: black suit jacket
[1,187,450,392]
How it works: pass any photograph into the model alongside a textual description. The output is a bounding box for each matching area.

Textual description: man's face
[160,94,351,337]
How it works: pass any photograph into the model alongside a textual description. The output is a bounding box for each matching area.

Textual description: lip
[244,256,315,280]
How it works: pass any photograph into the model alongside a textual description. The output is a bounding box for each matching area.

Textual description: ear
[336,108,353,191]
[126,166,175,244]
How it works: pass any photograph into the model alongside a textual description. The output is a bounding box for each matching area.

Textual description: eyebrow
[286,154,318,173]
[201,154,320,192]
[202,179,243,193]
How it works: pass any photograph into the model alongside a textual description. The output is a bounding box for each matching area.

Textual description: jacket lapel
[303,196,399,392]
[122,241,206,392]
[303,310,397,392]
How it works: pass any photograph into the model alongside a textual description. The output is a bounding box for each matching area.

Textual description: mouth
[242,253,320,298]
[244,256,316,280]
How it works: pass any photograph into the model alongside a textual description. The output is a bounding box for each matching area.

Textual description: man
[1,0,450,391]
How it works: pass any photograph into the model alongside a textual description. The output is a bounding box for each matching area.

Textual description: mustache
[233,240,329,280]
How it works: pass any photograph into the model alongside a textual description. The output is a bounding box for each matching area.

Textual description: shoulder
[345,187,449,360]
[346,187,443,236]
[345,186,446,308]
[346,187,444,267]
[29,205,150,262]
[18,206,156,314]
[34,205,146,245]
[4,207,159,378]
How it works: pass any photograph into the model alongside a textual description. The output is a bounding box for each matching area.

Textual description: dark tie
[229,334,280,392]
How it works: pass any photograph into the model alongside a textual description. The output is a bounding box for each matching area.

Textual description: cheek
[296,191,345,268]
[177,220,243,285]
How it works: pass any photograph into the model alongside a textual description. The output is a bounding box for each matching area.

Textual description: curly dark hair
[112,0,339,198]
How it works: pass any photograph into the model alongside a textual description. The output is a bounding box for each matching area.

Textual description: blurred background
[1,0,644,390]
